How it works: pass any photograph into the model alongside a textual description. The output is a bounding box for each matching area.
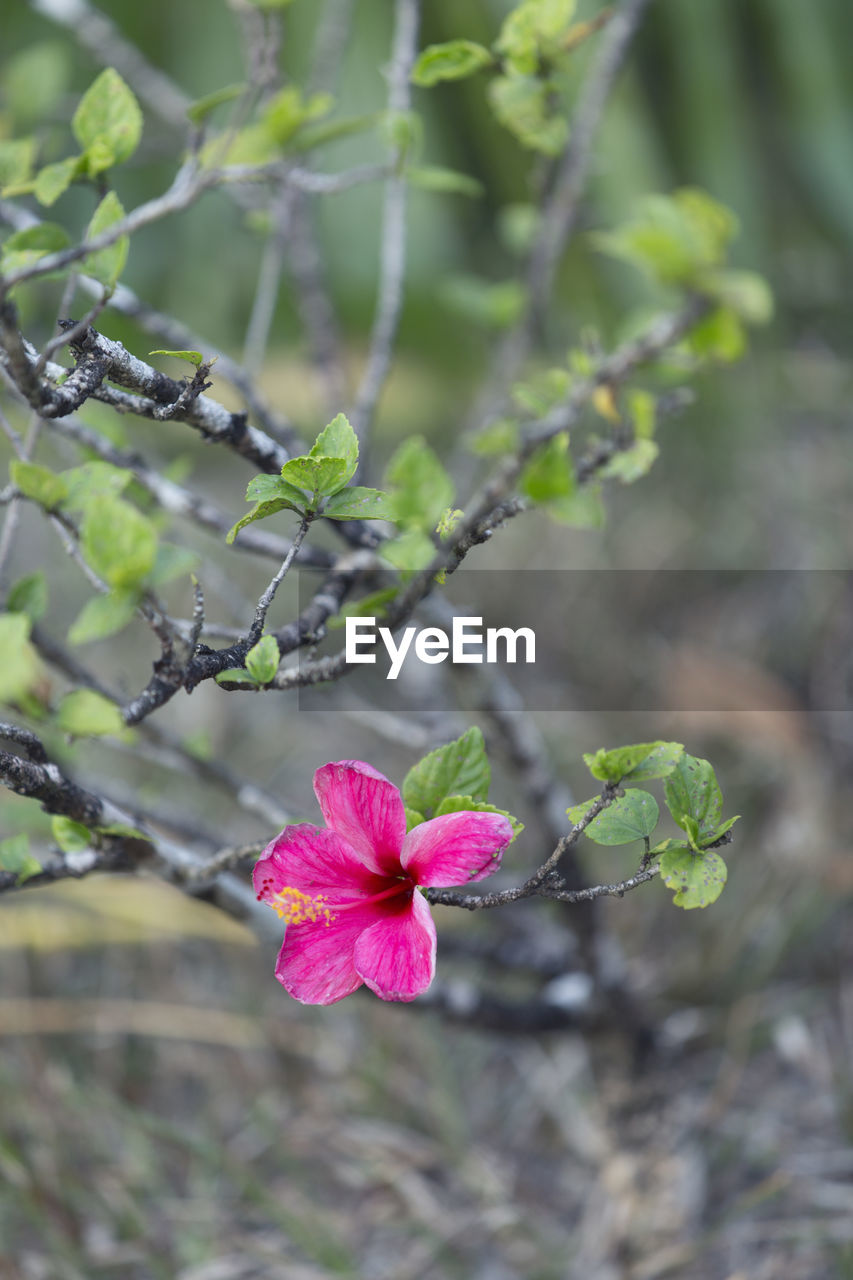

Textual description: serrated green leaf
[7,572,48,622]
[384,436,454,532]
[245,635,279,684]
[61,461,133,510]
[578,789,659,845]
[520,432,574,504]
[323,487,395,521]
[245,473,306,507]
[83,191,128,289]
[495,0,578,74]
[406,165,484,198]
[72,68,143,169]
[186,83,247,126]
[52,816,91,854]
[68,590,138,645]
[659,847,727,909]
[663,752,724,841]
[10,461,68,511]
[309,413,358,485]
[1,223,70,275]
[57,689,123,737]
[436,794,523,841]
[0,613,39,704]
[402,727,490,818]
[33,156,81,207]
[81,496,157,590]
[0,833,41,884]
[280,455,349,499]
[411,40,493,87]
[215,668,257,685]
[599,438,659,484]
[227,498,303,544]
[149,348,204,368]
[584,741,684,783]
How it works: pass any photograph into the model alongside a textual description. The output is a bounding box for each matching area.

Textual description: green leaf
[436,794,524,841]
[80,496,158,590]
[663,752,724,842]
[61,461,132,510]
[72,68,143,170]
[406,165,484,198]
[309,413,358,486]
[280,455,349,499]
[545,484,605,528]
[593,188,738,287]
[469,419,520,457]
[245,635,279,685]
[215,668,257,685]
[149,348,204,368]
[584,741,685,783]
[68,590,138,645]
[495,0,578,73]
[698,269,774,325]
[52,816,91,854]
[436,507,464,539]
[1,223,70,275]
[384,437,454,532]
[327,587,399,631]
[380,530,436,571]
[405,807,426,832]
[186,83,247,126]
[0,613,39,704]
[148,544,199,587]
[488,75,568,155]
[10,461,68,511]
[290,112,381,153]
[97,822,146,839]
[227,498,302,544]
[57,689,123,737]
[627,390,656,440]
[323,487,396,521]
[599,438,659,484]
[705,815,740,844]
[245,474,306,507]
[520,433,574,504]
[83,191,129,289]
[263,87,333,147]
[402,727,490,818]
[687,307,746,364]
[7,572,48,622]
[34,156,81,207]
[0,833,41,885]
[411,40,494,87]
[575,789,659,845]
[659,847,727,909]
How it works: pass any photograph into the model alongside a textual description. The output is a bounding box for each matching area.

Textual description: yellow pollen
[270,886,335,927]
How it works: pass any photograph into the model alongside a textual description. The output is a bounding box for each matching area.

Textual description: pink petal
[353,891,436,1002]
[253,824,382,904]
[274,901,381,1005]
[401,810,513,887]
[314,761,406,876]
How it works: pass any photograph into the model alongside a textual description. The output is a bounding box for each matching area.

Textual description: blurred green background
[1,1,852,1276]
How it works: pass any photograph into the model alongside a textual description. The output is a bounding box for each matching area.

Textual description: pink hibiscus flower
[253,759,513,1005]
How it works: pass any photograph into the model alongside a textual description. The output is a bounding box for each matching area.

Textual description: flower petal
[253,823,382,905]
[353,891,436,1002]
[314,761,406,876]
[401,811,513,886]
[274,902,380,1005]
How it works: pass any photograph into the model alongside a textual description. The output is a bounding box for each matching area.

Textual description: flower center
[260,877,414,928]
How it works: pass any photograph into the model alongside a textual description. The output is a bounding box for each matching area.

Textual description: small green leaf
[0,138,36,188]
[227,498,303,544]
[436,794,523,841]
[280,455,349,499]
[72,68,143,169]
[215,668,257,685]
[698,269,774,325]
[83,190,128,289]
[61,461,132,510]
[34,156,81,207]
[0,833,42,884]
[97,822,146,839]
[405,807,426,832]
[7,572,48,622]
[687,307,746,364]
[1,223,70,275]
[149,348,204,368]
[52,816,91,854]
[705,815,740,845]
[584,741,685,783]
[57,689,124,737]
[577,789,659,845]
[470,419,520,457]
[495,0,578,73]
[520,433,574,504]
[436,507,464,539]
[659,847,727,909]
[0,613,39,704]
[406,165,484,198]
[263,87,333,147]
[384,436,454,532]
[187,83,247,126]
[402,727,490,818]
[327,587,399,631]
[245,635,279,685]
[663,752,724,841]
[10,461,68,511]
[245,474,306,507]
[411,40,493,87]
[81,496,157,589]
[593,188,738,287]
[68,590,138,645]
[310,413,359,480]
[380,530,436,571]
[488,75,568,155]
[323,487,396,521]
[599,439,659,484]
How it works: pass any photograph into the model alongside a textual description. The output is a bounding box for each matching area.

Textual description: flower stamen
[267,886,335,927]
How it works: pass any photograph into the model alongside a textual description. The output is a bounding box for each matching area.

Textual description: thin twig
[248,513,313,644]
